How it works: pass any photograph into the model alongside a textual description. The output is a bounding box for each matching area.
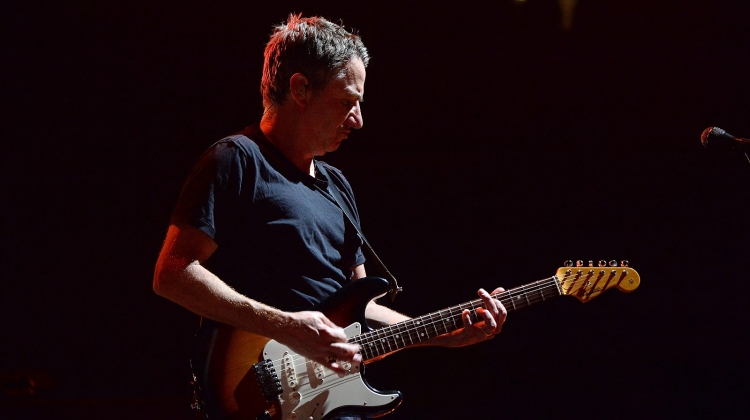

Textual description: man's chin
[327,138,345,152]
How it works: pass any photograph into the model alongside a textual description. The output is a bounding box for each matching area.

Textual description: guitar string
[270,286,568,397]
[278,273,583,400]
[351,280,565,358]
[269,271,623,368]
[263,271,632,399]
[350,269,628,356]
[268,280,557,365]
[268,275,569,368]
[270,274,580,367]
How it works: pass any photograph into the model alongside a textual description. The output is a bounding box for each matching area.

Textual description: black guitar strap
[316,163,402,302]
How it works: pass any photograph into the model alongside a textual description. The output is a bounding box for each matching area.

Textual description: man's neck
[260,109,315,176]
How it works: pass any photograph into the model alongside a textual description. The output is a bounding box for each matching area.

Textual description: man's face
[304,57,365,156]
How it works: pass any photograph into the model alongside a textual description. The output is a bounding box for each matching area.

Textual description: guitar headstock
[556,260,640,303]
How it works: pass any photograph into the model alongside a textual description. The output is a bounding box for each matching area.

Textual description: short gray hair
[261,14,370,109]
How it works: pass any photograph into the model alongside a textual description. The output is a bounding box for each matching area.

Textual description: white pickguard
[262,323,398,420]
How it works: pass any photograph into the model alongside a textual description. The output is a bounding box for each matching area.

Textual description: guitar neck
[351,276,562,361]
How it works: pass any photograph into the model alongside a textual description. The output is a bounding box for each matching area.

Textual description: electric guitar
[194,262,640,420]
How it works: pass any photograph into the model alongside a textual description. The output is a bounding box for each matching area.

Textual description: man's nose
[348,102,363,129]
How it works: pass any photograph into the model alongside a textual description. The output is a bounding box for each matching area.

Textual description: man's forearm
[364,301,410,329]
[153,257,288,338]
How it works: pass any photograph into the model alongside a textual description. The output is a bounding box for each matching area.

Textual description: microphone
[701,127,750,150]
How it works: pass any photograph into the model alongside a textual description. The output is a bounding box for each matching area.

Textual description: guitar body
[193,265,640,419]
[196,277,403,420]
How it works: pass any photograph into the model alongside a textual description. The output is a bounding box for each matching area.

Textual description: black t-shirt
[171,126,365,311]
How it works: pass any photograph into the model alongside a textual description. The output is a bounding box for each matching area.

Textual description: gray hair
[261,14,370,109]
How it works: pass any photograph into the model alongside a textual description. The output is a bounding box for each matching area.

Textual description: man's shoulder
[212,126,263,155]
[198,127,267,167]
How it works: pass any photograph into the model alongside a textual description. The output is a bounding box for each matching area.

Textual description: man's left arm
[352,265,507,350]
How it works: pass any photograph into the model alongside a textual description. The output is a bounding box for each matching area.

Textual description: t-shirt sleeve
[170,139,245,240]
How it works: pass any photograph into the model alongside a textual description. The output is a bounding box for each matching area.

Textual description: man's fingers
[478,287,508,336]
[479,307,496,328]
[325,326,348,342]
[479,288,497,313]
[314,314,348,342]
[461,309,473,327]
[325,342,361,373]
[330,342,360,358]
[492,288,508,333]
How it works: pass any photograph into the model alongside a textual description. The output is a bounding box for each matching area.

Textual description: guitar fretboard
[350,276,562,361]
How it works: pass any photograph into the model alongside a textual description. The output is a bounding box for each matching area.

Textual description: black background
[3,0,750,418]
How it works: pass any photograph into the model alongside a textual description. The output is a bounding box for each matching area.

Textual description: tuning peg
[598,260,607,267]
[588,260,594,267]
[609,260,618,267]
[576,260,584,267]
[564,260,574,267]
[620,260,629,267]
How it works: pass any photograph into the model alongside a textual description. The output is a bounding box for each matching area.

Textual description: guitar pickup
[282,352,298,388]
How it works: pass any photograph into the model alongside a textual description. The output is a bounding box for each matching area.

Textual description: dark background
[3,0,750,418]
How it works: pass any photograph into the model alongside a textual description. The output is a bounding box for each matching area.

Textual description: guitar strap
[316,162,402,302]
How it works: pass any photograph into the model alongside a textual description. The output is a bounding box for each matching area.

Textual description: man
[153,14,507,419]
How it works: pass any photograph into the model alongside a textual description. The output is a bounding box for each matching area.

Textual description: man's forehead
[326,58,365,99]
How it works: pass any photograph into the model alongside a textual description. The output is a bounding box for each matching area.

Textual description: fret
[370,335,380,356]
[538,280,547,301]
[439,310,449,334]
[367,340,376,359]
[396,322,408,347]
[373,338,381,358]
[552,275,563,295]
[508,292,517,310]
[405,319,416,343]
[528,281,539,303]
[393,326,403,350]
[467,300,477,323]
[430,313,442,337]
[389,325,398,349]
[437,313,446,335]
[360,339,372,360]
[535,278,552,302]
[386,325,396,353]
[353,276,571,363]
[394,323,407,349]
[378,331,388,355]
[416,317,429,341]
[445,307,457,333]
[407,320,419,344]
[420,316,430,338]
[523,284,531,307]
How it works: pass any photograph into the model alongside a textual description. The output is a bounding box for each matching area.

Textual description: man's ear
[289,73,310,106]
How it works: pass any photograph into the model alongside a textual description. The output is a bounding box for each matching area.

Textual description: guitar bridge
[252,359,282,402]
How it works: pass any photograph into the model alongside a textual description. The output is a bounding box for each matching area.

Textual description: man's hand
[429,287,508,347]
[461,287,507,341]
[276,311,361,374]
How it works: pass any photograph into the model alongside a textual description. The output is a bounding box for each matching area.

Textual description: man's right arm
[153,223,360,370]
